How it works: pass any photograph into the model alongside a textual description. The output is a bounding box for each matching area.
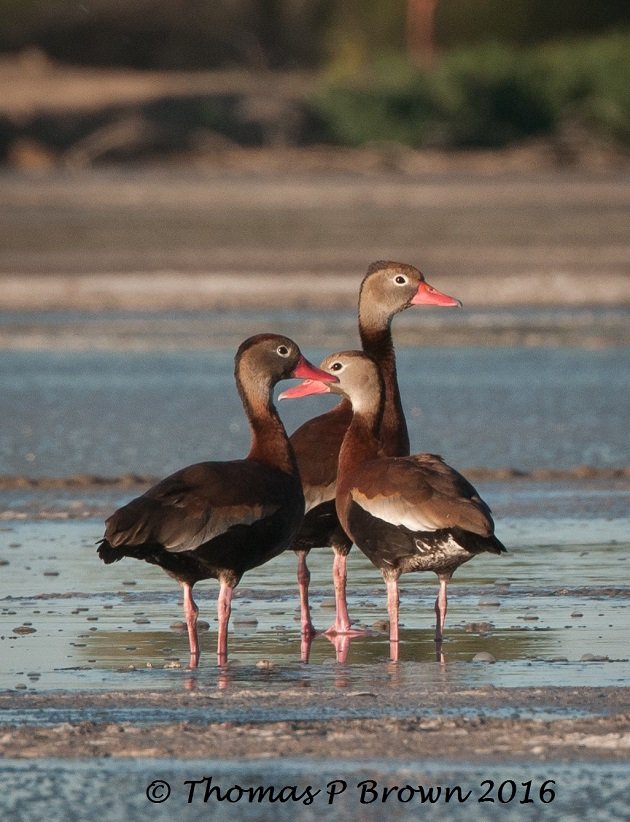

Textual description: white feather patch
[303,481,336,514]
[351,488,441,532]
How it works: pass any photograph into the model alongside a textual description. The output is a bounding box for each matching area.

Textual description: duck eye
[276,345,290,357]
[394,275,407,285]
[330,361,343,371]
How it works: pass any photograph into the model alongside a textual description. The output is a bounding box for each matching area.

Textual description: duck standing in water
[288,261,461,640]
[97,333,337,667]
[282,350,506,660]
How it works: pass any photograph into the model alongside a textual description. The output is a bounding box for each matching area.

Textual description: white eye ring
[330,361,343,372]
[394,274,408,286]
[276,345,290,358]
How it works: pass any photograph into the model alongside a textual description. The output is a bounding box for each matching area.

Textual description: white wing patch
[303,481,336,514]
[351,488,442,533]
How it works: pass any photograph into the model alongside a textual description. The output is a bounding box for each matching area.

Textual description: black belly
[346,502,505,577]
[291,500,353,555]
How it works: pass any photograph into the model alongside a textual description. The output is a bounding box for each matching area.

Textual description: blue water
[1,343,629,479]
[1,309,629,822]
[1,310,629,692]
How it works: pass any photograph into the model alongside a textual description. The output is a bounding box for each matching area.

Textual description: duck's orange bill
[279,375,333,400]
[411,280,462,307]
[289,356,338,385]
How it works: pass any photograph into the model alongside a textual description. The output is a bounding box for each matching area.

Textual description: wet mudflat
[1,337,629,693]
[2,452,629,821]
[1,481,630,693]
[0,332,630,796]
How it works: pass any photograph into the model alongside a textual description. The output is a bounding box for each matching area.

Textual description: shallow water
[1,317,630,694]
[1,476,629,693]
[2,330,630,479]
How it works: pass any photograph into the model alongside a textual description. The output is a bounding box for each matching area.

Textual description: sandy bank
[1,686,629,762]
[2,465,630,493]
[1,271,629,312]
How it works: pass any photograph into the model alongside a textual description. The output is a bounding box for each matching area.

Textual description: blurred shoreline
[3,463,629,486]
[2,270,629,311]
[1,166,629,312]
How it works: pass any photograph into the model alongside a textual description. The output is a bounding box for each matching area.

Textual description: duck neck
[359,321,410,457]
[237,376,297,476]
[338,405,382,483]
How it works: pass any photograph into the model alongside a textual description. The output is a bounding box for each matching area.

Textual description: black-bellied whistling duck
[287,261,461,639]
[97,333,336,668]
[282,350,506,661]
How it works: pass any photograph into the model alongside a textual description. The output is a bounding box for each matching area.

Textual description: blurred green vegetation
[312,31,630,148]
[436,0,630,49]
[0,1,628,160]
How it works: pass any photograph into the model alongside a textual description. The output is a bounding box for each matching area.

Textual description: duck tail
[96,539,121,564]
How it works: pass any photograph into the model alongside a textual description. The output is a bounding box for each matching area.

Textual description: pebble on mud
[373,619,390,632]
[234,615,258,626]
[170,622,186,631]
[169,620,209,632]
[465,622,495,633]
[472,652,496,663]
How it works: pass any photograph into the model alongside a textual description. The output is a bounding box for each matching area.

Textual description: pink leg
[326,551,351,634]
[216,581,233,666]
[183,582,200,668]
[434,575,449,643]
[296,550,316,637]
[325,551,365,635]
[386,577,400,662]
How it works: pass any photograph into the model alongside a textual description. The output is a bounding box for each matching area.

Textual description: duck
[97,333,337,667]
[288,261,461,638]
[281,350,506,660]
